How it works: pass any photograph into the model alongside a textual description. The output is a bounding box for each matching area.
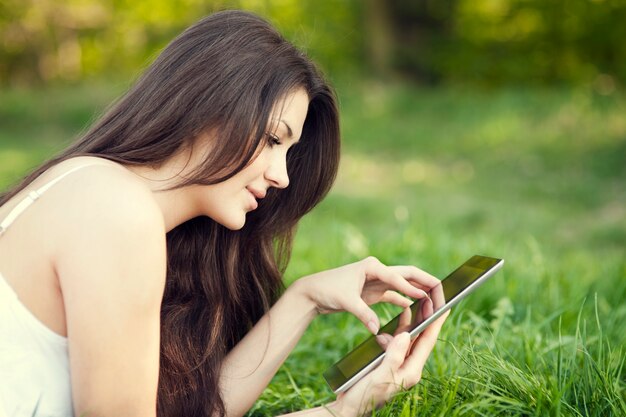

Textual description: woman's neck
[123,150,205,232]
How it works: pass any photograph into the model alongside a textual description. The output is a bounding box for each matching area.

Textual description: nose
[265,152,290,189]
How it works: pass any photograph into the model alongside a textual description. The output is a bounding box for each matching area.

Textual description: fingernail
[376,335,388,347]
[417,289,428,298]
[367,320,379,334]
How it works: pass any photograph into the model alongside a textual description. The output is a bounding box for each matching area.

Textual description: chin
[204,207,247,231]
[218,215,246,231]
[224,222,245,231]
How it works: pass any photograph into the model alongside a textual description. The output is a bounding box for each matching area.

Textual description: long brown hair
[0,10,340,417]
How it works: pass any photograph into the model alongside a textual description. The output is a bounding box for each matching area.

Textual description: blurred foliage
[0,0,625,87]
[0,0,362,86]
[387,0,626,87]
[0,0,214,84]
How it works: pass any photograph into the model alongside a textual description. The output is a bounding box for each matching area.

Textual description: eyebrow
[280,120,294,139]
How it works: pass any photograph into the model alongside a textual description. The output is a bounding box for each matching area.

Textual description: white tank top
[0,271,72,417]
[0,163,110,417]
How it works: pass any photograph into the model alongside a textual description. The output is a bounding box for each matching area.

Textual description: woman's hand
[329,311,449,417]
[296,256,440,334]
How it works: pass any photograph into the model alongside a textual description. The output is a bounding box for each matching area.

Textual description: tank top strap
[0,162,113,237]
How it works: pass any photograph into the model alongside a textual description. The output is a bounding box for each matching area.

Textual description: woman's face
[197,88,309,230]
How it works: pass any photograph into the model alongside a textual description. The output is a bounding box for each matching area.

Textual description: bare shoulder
[49,158,167,302]
[48,157,163,230]
[49,158,164,243]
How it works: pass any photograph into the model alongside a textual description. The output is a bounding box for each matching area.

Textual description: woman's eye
[266,133,282,147]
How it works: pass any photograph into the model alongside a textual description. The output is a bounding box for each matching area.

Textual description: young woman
[0,10,448,417]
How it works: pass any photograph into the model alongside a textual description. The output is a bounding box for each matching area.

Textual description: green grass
[1,80,624,416]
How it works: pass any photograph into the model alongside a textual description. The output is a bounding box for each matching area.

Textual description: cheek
[246,150,271,174]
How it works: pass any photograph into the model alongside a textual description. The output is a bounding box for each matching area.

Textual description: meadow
[0,80,624,416]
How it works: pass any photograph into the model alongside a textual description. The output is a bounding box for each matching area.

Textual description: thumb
[352,298,380,334]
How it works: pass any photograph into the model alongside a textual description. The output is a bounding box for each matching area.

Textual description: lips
[245,187,266,211]
[246,187,266,200]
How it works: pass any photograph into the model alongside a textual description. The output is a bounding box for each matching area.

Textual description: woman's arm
[52,170,167,417]
[219,257,441,417]
[219,279,318,417]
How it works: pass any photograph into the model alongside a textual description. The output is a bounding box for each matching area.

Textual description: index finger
[430,280,446,309]
[364,258,427,299]
[389,265,441,291]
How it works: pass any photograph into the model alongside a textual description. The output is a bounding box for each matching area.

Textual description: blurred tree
[388,0,458,83]
[363,0,394,77]
[385,0,626,86]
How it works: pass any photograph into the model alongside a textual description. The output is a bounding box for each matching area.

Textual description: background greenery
[0,1,624,416]
[2,0,626,87]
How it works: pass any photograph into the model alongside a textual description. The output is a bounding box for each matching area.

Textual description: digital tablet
[323,255,504,393]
